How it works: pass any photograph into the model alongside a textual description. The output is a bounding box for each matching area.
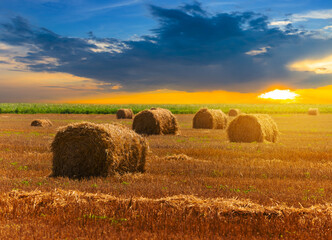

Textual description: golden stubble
[0,113,331,238]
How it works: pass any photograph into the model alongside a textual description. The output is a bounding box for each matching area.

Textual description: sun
[258,89,299,100]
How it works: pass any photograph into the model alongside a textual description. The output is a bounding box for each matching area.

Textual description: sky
[0,0,331,103]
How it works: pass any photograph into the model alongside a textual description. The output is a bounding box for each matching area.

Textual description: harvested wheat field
[0,113,331,239]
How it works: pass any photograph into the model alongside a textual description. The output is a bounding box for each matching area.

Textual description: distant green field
[0,103,332,114]
[0,103,331,114]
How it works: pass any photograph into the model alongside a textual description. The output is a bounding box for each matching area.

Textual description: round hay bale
[116,109,134,119]
[31,119,53,127]
[227,114,279,143]
[228,108,241,117]
[132,108,179,135]
[51,122,148,179]
[193,108,228,129]
[308,108,319,115]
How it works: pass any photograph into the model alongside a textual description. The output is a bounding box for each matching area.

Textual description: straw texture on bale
[31,119,53,127]
[308,108,319,115]
[132,108,179,135]
[193,108,228,129]
[228,108,241,117]
[51,122,148,179]
[227,114,279,143]
[116,109,134,119]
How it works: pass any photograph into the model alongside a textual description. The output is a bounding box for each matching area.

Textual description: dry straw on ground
[132,108,179,135]
[308,108,319,115]
[227,114,279,143]
[4,189,332,219]
[193,108,228,129]
[228,108,241,117]
[30,119,53,127]
[116,109,134,119]
[51,122,148,179]
[164,154,192,161]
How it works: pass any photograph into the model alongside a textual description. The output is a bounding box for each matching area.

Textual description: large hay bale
[116,109,134,119]
[193,108,228,129]
[51,122,148,179]
[308,108,319,115]
[227,114,279,143]
[228,108,241,117]
[132,108,179,135]
[31,119,53,127]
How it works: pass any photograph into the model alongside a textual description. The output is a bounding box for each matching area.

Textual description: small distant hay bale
[308,108,319,115]
[51,122,148,179]
[31,119,53,127]
[132,108,179,135]
[193,108,228,129]
[228,108,241,117]
[116,109,134,119]
[227,114,279,143]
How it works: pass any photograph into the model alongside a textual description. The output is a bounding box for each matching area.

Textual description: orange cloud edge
[63,85,332,104]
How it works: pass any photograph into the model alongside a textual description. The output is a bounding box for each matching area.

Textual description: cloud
[289,54,332,74]
[292,9,332,22]
[323,25,332,30]
[0,3,332,92]
[269,20,292,26]
[245,46,270,56]
[0,70,116,102]
[87,39,129,53]
[83,0,141,13]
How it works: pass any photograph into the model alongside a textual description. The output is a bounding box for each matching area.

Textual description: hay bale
[193,108,228,129]
[228,108,241,117]
[308,108,319,115]
[51,122,148,179]
[31,119,53,127]
[116,109,134,119]
[132,108,179,135]
[227,114,279,143]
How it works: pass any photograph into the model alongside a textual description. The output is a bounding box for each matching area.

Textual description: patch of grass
[17,166,28,171]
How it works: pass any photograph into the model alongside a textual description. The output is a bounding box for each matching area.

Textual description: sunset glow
[289,55,332,74]
[0,1,331,103]
[258,89,299,100]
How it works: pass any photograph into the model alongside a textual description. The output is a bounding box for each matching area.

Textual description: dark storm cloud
[0,3,331,91]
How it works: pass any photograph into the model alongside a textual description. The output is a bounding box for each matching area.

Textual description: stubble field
[0,113,331,239]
